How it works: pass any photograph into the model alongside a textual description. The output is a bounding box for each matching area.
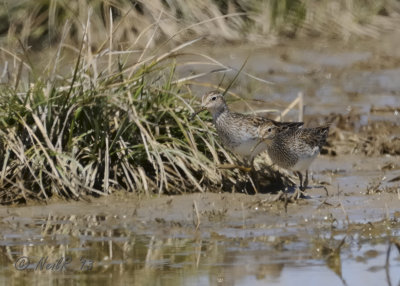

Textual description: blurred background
[1,0,400,50]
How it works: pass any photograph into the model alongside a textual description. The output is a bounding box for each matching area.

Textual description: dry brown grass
[1,0,400,52]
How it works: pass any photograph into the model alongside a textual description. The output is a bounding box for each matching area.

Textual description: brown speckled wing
[231,113,303,131]
[272,119,304,131]
[297,126,330,149]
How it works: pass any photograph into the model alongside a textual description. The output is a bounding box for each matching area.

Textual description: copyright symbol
[15,256,30,270]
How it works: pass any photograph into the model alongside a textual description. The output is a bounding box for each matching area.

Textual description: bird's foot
[291,187,306,201]
[272,190,286,202]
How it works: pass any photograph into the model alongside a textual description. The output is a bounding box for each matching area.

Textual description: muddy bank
[1,167,399,226]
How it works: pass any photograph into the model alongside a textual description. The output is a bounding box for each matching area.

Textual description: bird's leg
[304,170,309,190]
[240,164,253,173]
[250,168,257,182]
[293,171,305,200]
[303,170,328,197]
[248,158,261,193]
[217,160,258,192]
[217,164,252,172]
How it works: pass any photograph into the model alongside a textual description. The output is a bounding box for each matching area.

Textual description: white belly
[291,146,320,171]
[232,139,268,160]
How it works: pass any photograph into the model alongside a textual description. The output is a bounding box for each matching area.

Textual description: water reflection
[0,213,399,286]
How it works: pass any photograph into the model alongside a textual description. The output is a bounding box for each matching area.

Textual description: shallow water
[0,205,399,286]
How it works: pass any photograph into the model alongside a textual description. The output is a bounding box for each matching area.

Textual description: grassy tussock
[0,26,254,203]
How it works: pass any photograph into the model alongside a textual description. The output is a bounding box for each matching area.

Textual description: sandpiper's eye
[211,96,217,101]
[267,128,272,133]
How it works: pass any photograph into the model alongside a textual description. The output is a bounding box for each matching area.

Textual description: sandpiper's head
[259,122,280,141]
[200,91,225,113]
[190,90,226,120]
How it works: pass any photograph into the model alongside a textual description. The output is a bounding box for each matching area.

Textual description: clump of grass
[0,19,253,204]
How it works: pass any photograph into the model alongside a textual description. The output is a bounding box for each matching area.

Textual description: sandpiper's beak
[190,107,206,120]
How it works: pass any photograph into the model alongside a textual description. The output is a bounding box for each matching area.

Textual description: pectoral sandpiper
[192,90,303,172]
[258,121,330,198]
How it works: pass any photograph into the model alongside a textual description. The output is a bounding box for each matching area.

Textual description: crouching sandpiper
[258,120,330,199]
